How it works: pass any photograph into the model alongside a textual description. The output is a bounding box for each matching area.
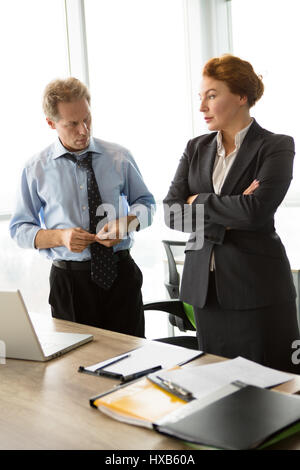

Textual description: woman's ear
[240,95,248,106]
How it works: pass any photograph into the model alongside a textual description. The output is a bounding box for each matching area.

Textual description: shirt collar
[52,136,101,160]
[217,118,254,155]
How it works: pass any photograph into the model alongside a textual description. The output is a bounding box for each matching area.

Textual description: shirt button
[80,185,84,190]
[82,206,86,211]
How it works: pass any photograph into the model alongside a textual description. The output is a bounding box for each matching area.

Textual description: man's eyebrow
[66,114,90,124]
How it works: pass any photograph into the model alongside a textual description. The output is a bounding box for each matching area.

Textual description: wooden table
[1,314,300,451]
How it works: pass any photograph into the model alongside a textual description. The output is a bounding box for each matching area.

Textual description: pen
[95,354,130,374]
[121,365,162,383]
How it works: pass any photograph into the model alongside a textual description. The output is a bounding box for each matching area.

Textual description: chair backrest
[162,240,196,331]
[162,240,186,299]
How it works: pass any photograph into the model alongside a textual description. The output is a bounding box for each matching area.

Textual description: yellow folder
[92,376,187,426]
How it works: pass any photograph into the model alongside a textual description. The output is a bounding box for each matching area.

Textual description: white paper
[156,356,293,400]
[85,341,201,377]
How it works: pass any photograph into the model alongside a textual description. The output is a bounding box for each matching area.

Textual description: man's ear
[46,117,57,130]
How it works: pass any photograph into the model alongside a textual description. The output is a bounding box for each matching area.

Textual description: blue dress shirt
[9,137,155,261]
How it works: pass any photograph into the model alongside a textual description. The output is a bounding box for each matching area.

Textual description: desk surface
[1,314,300,451]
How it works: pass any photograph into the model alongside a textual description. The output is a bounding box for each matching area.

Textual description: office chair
[145,245,300,349]
[162,240,196,332]
[144,240,198,350]
[162,240,184,299]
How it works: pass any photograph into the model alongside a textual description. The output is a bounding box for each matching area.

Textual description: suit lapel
[220,119,265,195]
[199,135,217,193]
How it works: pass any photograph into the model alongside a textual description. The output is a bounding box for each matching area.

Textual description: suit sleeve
[163,135,294,234]
[163,140,225,243]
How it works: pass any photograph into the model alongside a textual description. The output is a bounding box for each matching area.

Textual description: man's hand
[243,179,260,195]
[60,227,96,252]
[95,216,138,248]
[34,227,95,251]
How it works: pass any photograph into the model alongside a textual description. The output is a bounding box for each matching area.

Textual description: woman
[163,54,300,373]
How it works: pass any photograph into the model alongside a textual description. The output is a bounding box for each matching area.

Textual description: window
[84,0,191,201]
[0,0,68,312]
[231,0,300,268]
[85,1,192,335]
[0,0,68,212]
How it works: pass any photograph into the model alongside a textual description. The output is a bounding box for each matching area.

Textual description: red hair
[202,54,264,108]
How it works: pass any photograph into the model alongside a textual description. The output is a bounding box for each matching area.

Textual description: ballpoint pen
[121,365,162,383]
[95,354,130,375]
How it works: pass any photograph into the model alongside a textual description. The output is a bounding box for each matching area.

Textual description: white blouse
[210,119,253,271]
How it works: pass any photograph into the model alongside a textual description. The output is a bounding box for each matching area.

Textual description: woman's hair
[202,54,264,108]
[42,77,91,121]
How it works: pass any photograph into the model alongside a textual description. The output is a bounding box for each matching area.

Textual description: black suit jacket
[163,120,296,309]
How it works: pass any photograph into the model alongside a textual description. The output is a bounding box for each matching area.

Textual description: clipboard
[79,341,202,383]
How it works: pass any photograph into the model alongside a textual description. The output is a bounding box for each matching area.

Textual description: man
[9,77,155,337]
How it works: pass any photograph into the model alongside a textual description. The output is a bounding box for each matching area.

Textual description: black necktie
[65,152,117,289]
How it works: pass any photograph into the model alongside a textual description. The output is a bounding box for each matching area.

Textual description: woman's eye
[208,94,216,99]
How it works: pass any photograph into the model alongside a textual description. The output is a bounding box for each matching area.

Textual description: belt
[53,250,130,271]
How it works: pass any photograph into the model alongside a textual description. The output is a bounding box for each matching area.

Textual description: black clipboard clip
[148,374,195,402]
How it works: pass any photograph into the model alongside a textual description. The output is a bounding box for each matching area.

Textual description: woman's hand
[187,194,198,204]
[187,181,259,232]
[243,179,260,195]
[187,179,260,201]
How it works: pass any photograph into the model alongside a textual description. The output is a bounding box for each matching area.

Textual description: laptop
[0,290,93,361]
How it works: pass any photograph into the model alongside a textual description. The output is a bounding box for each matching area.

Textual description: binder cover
[90,376,188,428]
[155,383,300,450]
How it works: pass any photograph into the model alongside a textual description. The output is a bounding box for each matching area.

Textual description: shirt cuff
[16,225,42,250]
